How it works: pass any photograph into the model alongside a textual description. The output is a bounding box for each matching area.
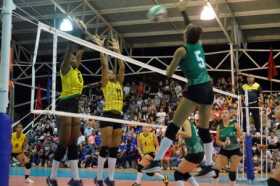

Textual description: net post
[31,26,42,112]
[51,30,58,111]
[260,107,263,179]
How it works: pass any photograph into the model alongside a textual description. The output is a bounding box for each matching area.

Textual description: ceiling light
[200,2,216,21]
[59,18,73,32]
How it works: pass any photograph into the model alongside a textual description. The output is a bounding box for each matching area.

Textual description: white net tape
[31,22,239,128]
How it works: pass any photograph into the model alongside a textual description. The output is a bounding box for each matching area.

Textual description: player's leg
[47,116,71,186]
[196,104,213,176]
[67,117,83,185]
[17,153,34,183]
[96,125,113,186]
[174,152,204,186]
[212,153,228,182]
[228,154,242,186]
[104,126,122,185]
[133,154,153,186]
[268,168,280,186]
[144,98,197,173]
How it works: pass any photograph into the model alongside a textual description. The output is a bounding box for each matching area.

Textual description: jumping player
[144,0,214,175]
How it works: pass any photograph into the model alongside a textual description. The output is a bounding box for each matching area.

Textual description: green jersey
[185,122,204,154]
[218,120,240,150]
[179,43,211,86]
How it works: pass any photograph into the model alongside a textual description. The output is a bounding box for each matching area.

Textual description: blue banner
[245,135,255,181]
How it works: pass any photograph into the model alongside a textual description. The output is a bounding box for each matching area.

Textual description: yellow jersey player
[11,124,34,183]
[132,126,168,186]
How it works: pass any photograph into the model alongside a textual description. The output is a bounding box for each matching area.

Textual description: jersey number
[195,50,206,69]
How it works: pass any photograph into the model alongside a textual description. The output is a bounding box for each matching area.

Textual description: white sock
[155,172,164,180]
[97,156,106,181]
[24,168,30,178]
[188,176,199,186]
[136,172,143,184]
[176,180,185,186]
[69,160,80,180]
[203,142,213,166]
[154,137,173,161]
[50,160,60,180]
[108,157,117,181]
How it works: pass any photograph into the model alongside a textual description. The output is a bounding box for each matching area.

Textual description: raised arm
[176,0,191,26]
[61,44,75,75]
[75,48,85,67]
[111,38,125,84]
[93,35,109,87]
[166,47,186,77]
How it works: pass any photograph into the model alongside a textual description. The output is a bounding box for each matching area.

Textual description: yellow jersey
[11,132,26,154]
[102,81,123,113]
[60,67,84,99]
[138,132,156,154]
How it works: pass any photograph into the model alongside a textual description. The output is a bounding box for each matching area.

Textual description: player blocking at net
[94,35,125,186]
[144,0,214,175]
[47,31,85,186]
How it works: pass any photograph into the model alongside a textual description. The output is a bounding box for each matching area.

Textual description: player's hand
[92,35,105,46]
[109,38,121,52]
[176,0,188,12]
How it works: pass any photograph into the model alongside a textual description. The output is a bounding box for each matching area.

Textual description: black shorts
[183,81,214,105]
[11,153,21,158]
[184,152,204,164]
[56,95,80,113]
[219,148,242,159]
[143,152,155,159]
[99,111,123,129]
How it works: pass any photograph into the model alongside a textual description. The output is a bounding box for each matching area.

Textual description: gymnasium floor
[10,167,268,186]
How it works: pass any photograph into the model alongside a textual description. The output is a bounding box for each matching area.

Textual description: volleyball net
[31,22,239,128]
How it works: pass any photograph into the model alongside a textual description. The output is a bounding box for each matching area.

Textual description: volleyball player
[47,43,84,186]
[144,1,214,174]
[267,105,280,186]
[132,127,168,186]
[212,109,242,186]
[95,36,125,186]
[11,124,34,183]
[174,119,204,186]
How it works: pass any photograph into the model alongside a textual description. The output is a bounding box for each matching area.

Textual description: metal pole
[230,44,235,93]
[0,1,15,186]
[0,0,15,112]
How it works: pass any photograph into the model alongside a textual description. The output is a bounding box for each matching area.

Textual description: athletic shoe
[25,177,34,184]
[104,177,115,186]
[68,179,83,186]
[131,183,141,186]
[196,165,213,177]
[94,177,104,186]
[46,177,58,186]
[142,160,161,173]
[162,175,169,186]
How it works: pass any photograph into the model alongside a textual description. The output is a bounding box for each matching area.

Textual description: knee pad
[228,171,236,182]
[165,123,180,141]
[24,162,32,169]
[213,169,220,179]
[67,143,79,160]
[109,147,118,158]
[174,171,191,181]
[146,173,155,177]
[198,128,212,143]
[137,164,144,172]
[100,146,109,158]
[54,144,67,161]
[267,178,280,186]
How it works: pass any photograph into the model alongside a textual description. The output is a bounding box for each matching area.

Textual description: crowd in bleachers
[14,77,280,175]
